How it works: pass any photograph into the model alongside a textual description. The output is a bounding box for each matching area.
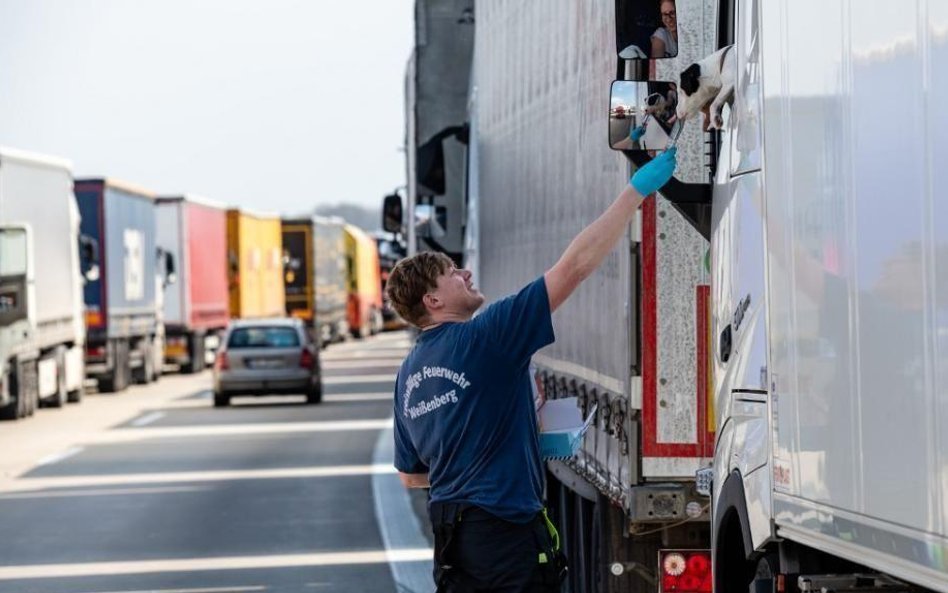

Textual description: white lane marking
[372,421,434,592]
[322,374,396,385]
[322,349,410,360]
[2,464,398,493]
[90,419,393,443]
[143,400,210,411]
[324,393,392,403]
[0,549,433,580]
[0,485,210,500]
[321,358,404,369]
[75,586,266,593]
[34,446,83,467]
[131,411,166,427]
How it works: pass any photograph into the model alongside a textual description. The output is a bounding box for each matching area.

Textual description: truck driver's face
[432,266,484,317]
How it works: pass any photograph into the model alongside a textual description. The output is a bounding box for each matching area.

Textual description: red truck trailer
[155,195,230,373]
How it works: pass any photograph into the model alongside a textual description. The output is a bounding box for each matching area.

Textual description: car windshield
[227,327,300,349]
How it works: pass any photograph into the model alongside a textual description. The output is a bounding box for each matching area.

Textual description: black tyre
[181,333,206,374]
[98,340,129,393]
[0,400,16,420]
[213,391,230,408]
[133,340,155,385]
[67,386,83,404]
[306,381,323,404]
[0,370,17,420]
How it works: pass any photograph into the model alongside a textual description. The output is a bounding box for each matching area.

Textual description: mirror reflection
[609,80,680,151]
[616,0,678,59]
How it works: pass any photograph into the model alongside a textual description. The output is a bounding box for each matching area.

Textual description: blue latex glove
[630,125,645,141]
[630,147,677,196]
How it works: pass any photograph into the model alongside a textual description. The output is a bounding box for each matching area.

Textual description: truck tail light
[659,550,711,593]
[300,348,315,370]
[215,351,229,371]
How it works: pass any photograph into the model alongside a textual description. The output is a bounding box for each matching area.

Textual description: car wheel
[213,391,230,408]
[306,382,323,404]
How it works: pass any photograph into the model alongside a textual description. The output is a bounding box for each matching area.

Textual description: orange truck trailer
[342,224,382,338]
[226,209,285,319]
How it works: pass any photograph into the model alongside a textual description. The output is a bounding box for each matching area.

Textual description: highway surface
[0,331,433,593]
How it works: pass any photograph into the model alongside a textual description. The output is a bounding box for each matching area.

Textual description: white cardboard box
[538,397,597,460]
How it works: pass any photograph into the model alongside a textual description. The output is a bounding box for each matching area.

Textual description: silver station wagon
[212,318,322,407]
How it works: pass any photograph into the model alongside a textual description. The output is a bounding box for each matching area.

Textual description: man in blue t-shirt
[385,148,677,592]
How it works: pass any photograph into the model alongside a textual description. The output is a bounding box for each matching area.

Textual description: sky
[0,0,414,214]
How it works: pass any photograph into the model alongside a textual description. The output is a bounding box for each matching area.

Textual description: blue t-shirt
[392,277,555,523]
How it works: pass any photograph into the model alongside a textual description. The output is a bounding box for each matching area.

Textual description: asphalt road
[0,330,432,593]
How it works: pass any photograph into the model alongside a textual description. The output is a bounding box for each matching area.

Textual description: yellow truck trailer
[226,209,285,319]
[343,224,383,338]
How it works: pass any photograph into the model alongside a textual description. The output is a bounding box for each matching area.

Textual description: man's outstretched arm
[545,148,677,312]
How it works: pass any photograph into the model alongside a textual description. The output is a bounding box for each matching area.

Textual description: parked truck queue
[2,1,946,591]
[383,1,948,592]
[0,147,395,423]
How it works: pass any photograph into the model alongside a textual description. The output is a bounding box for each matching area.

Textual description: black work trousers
[431,505,564,593]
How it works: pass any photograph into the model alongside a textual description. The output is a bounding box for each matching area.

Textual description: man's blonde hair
[386,251,455,327]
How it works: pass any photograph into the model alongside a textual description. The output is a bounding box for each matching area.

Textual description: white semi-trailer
[0,148,91,420]
[684,0,948,591]
[388,1,720,591]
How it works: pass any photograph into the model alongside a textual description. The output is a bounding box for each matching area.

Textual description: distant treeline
[315,204,381,234]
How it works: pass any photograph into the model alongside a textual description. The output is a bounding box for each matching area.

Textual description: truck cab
[614,0,948,591]
[0,224,37,419]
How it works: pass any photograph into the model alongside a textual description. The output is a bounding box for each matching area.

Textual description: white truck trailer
[0,148,90,420]
[385,1,720,591]
[669,0,948,591]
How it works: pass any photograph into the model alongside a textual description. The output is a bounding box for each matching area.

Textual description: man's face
[427,266,485,318]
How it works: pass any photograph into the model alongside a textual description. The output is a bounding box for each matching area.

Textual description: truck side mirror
[382,194,403,234]
[609,80,681,152]
[165,252,177,286]
[79,234,100,283]
[615,0,679,59]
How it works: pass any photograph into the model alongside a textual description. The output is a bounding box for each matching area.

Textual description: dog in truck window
[676,45,735,130]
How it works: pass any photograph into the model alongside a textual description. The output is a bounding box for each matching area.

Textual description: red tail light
[215,350,229,371]
[300,348,315,370]
[659,550,712,593]
[86,345,105,357]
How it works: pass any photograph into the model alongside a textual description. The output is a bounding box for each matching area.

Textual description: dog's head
[644,92,667,116]
[676,62,716,121]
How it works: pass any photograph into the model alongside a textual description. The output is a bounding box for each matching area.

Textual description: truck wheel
[182,333,206,374]
[99,340,129,393]
[133,340,155,385]
[0,370,20,420]
[67,386,83,404]
[0,399,16,420]
[48,359,68,408]
[213,391,230,407]
[306,381,323,404]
